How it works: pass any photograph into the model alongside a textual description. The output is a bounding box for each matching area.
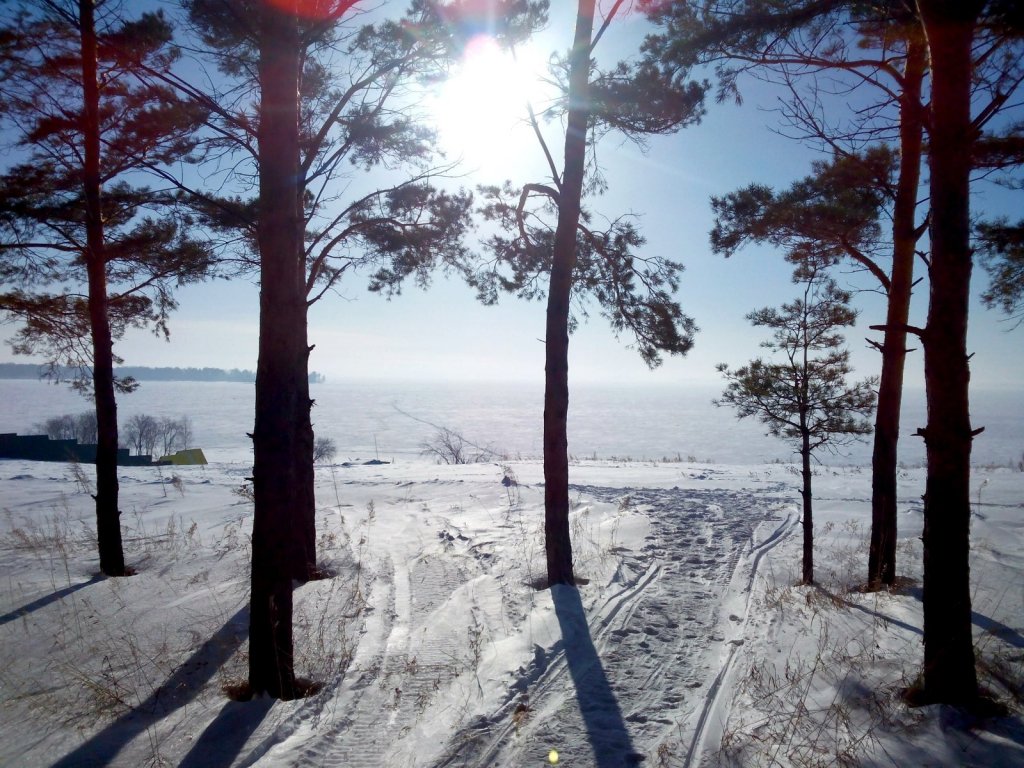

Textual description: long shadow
[970,612,1024,650]
[0,574,104,626]
[905,587,1024,649]
[50,605,252,768]
[816,586,923,637]
[178,696,274,768]
[552,584,639,767]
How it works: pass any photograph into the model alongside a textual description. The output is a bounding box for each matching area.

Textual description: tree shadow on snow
[50,605,255,768]
[552,584,641,767]
[970,612,1024,650]
[904,586,1024,649]
[0,574,104,626]
[178,696,275,768]
[816,585,924,637]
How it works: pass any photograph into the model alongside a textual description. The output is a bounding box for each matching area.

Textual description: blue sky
[3,2,1021,391]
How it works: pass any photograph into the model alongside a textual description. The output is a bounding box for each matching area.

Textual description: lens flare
[265,0,360,21]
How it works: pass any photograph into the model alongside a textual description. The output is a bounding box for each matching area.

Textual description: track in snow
[285,510,492,768]
[431,485,795,767]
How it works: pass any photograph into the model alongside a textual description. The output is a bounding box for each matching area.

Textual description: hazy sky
[3,2,1022,391]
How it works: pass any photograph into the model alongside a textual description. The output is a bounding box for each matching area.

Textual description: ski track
[430,484,796,767]
[282,553,398,768]
[287,513,485,768]
[682,509,800,768]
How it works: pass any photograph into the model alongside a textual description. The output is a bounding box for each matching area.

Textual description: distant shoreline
[0,363,325,384]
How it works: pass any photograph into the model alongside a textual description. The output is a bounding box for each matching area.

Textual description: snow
[1,457,1022,767]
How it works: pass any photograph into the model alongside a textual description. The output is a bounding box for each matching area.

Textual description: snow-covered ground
[0,457,1021,767]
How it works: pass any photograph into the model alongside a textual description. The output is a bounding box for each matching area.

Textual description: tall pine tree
[0,1,211,576]
[466,0,704,586]
[175,0,543,697]
[913,0,983,708]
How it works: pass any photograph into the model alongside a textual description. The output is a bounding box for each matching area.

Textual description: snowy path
[271,504,501,768]
[429,485,795,767]
[681,508,799,767]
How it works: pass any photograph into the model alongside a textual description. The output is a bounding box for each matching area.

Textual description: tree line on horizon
[0,0,1021,714]
[0,362,326,383]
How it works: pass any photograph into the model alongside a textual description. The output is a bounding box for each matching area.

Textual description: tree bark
[915,0,981,705]
[292,67,315,581]
[868,37,927,589]
[800,431,814,585]
[293,330,317,581]
[79,0,126,578]
[249,3,304,699]
[543,0,595,588]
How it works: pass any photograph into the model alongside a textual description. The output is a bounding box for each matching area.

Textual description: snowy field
[1,455,1022,767]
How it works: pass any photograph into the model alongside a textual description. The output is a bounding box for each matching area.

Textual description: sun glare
[429,35,550,174]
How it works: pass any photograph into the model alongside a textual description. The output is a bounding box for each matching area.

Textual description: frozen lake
[0,377,1021,467]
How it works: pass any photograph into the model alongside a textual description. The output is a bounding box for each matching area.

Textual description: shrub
[421,427,486,465]
[313,436,337,464]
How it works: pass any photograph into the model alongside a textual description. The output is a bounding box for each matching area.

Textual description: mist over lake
[3,378,1021,468]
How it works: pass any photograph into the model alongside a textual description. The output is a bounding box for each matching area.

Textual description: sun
[428,35,551,174]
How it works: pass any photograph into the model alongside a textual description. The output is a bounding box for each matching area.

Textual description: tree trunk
[800,433,814,586]
[293,329,316,581]
[543,0,595,588]
[290,42,316,587]
[249,3,304,699]
[79,0,126,578]
[916,0,981,705]
[868,37,927,589]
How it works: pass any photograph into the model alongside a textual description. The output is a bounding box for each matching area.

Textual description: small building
[0,433,163,466]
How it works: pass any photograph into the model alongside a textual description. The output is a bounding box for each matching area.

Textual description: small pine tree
[716,266,876,584]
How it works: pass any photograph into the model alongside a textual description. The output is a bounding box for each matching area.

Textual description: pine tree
[544,0,597,588]
[709,143,926,590]
[176,0,542,697]
[0,1,211,576]
[467,0,704,586]
[642,0,1020,597]
[717,266,876,584]
[643,0,1024,708]
[974,123,1024,325]
[912,0,984,708]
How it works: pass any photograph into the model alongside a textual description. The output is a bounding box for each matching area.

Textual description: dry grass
[712,524,930,768]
